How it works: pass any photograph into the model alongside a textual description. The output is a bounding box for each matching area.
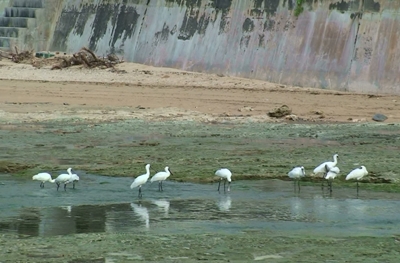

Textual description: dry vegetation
[0,46,123,71]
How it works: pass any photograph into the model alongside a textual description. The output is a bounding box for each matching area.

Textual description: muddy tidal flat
[1,119,400,262]
[1,61,400,262]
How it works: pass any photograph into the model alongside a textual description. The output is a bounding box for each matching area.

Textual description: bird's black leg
[218,180,221,192]
[56,183,60,191]
[138,186,142,198]
[40,182,44,188]
[64,183,67,191]
[329,181,333,193]
[73,181,75,189]
[357,181,359,194]
[161,181,163,192]
[322,164,329,190]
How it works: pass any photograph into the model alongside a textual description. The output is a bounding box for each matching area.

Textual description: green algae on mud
[1,118,400,190]
[1,231,400,262]
[0,161,34,174]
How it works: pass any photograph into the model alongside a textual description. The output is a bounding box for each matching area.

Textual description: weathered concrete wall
[39,0,400,94]
[0,0,63,50]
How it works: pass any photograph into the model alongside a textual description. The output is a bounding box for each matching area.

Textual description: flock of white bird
[31,164,232,198]
[32,153,366,196]
[32,167,80,191]
[128,165,232,197]
[288,153,369,193]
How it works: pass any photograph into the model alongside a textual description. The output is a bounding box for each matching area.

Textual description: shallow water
[1,173,400,238]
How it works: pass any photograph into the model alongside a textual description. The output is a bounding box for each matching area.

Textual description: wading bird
[346,166,368,194]
[32,172,55,188]
[70,173,79,189]
[150,166,173,192]
[288,166,305,192]
[313,154,339,187]
[324,165,340,193]
[215,168,232,192]
[130,164,151,198]
[314,154,339,175]
[55,168,74,191]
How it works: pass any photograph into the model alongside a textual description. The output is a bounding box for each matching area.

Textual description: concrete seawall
[1,0,399,94]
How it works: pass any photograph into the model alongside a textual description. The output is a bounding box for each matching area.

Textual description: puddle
[1,174,400,238]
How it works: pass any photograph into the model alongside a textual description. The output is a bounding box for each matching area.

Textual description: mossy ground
[2,119,399,191]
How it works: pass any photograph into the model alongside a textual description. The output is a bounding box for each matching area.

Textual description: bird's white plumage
[288,166,305,179]
[150,166,172,183]
[32,172,55,183]
[55,168,73,184]
[63,173,79,184]
[325,166,340,180]
[313,154,339,174]
[130,164,151,189]
[346,166,368,181]
[215,168,232,182]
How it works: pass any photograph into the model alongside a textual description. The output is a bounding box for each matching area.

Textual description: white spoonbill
[130,164,151,198]
[150,166,173,192]
[69,173,80,189]
[346,166,368,193]
[314,154,339,188]
[215,168,232,192]
[55,167,74,191]
[32,172,55,188]
[313,154,339,175]
[288,166,305,191]
[324,165,340,193]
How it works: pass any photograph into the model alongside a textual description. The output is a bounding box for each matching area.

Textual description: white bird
[32,172,55,188]
[346,166,368,193]
[69,173,80,189]
[325,165,340,193]
[130,164,151,198]
[150,166,173,191]
[288,166,305,191]
[313,154,339,175]
[314,154,339,188]
[215,168,232,192]
[54,168,74,191]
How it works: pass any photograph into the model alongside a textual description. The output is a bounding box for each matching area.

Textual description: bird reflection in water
[152,199,170,217]
[217,195,232,212]
[60,205,72,215]
[130,202,149,229]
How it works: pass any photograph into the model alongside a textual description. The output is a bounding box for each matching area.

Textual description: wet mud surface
[1,119,400,262]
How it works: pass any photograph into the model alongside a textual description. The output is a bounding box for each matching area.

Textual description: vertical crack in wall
[346,0,364,91]
[133,0,151,55]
